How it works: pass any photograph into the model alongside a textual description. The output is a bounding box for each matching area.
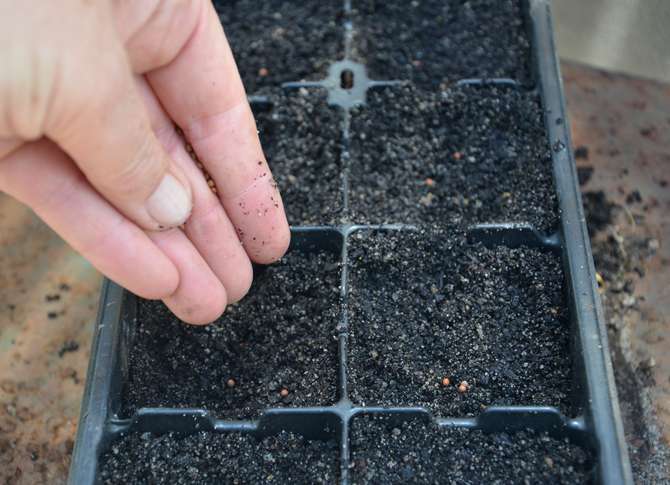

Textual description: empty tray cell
[215,0,344,93]
[121,250,341,418]
[100,430,338,484]
[350,415,593,484]
[350,0,531,88]
[347,230,573,416]
[348,84,558,231]
[254,91,343,225]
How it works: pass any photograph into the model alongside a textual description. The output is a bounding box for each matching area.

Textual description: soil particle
[253,91,343,225]
[100,431,337,485]
[121,250,341,418]
[582,191,617,236]
[577,165,594,186]
[348,84,558,231]
[214,0,344,93]
[350,0,531,88]
[347,229,573,416]
[58,340,79,358]
[574,145,590,160]
[350,416,593,484]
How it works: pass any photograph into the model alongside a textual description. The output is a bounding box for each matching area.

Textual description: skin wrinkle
[0,0,289,323]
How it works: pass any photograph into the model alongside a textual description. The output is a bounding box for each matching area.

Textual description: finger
[136,1,290,263]
[149,228,227,325]
[136,76,253,302]
[43,2,192,231]
[0,139,179,299]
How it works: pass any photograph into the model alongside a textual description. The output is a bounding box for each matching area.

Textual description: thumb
[42,5,192,230]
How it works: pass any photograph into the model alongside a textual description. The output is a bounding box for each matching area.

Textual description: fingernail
[146,173,192,227]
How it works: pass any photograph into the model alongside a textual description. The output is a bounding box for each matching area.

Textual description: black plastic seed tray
[69,1,632,483]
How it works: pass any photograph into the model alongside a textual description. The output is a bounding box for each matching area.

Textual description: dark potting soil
[253,91,343,225]
[214,0,344,93]
[99,431,337,485]
[348,84,558,231]
[121,250,341,418]
[347,229,573,416]
[350,0,531,88]
[350,416,593,484]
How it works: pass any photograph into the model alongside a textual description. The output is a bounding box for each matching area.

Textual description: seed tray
[69,1,632,483]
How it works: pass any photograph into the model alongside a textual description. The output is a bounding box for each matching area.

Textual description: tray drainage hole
[340,69,354,90]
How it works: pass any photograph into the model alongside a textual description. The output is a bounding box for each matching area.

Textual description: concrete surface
[563,61,670,481]
[0,197,101,484]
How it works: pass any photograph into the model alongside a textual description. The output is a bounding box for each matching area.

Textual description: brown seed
[280,388,289,398]
[226,378,236,388]
[258,67,269,77]
[457,381,469,393]
[453,151,462,160]
[441,377,450,387]
[425,178,436,187]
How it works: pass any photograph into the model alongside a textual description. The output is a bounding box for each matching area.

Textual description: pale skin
[0,0,291,324]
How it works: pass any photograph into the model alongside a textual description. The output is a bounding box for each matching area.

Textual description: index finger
[145,1,290,263]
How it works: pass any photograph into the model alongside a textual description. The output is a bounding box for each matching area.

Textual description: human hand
[0,0,290,324]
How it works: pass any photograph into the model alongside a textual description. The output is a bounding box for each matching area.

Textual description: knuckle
[1,47,59,140]
[127,0,203,70]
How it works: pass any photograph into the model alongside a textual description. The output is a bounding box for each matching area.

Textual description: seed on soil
[280,388,289,398]
[441,377,451,387]
[258,67,269,77]
[120,250,340,418]
[425,178,436,187]
[348,230,572,416]
[348,85,559,230]
[458,381,470,394]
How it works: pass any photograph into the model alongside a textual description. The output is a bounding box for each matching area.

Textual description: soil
[253,91,343,226]
[99,431,337,484]
[214,0,344,94]
[350,0,531,88]
[347,229,573,416]
[121,250,341,418]
[348,84,558,232]
[350,415,593,484]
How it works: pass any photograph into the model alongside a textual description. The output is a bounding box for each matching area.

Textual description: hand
[0,0,290,324]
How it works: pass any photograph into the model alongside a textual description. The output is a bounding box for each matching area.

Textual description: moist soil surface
[348,84,558,231]
[253,91,343,225]
[214,0,343,93]
[350,415,593,484]
[347,229,573,416]
[351,0,531,88]
[121,250,341,418]
[99,431,337,485]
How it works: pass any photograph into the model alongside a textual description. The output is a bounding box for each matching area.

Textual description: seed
[441,377,450,387]
[226,378,236,388]
[453,151,462,160]
[258,67,269,77]
[280,388,289,398]
[425,178,436,187]
[457,381,469,393]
